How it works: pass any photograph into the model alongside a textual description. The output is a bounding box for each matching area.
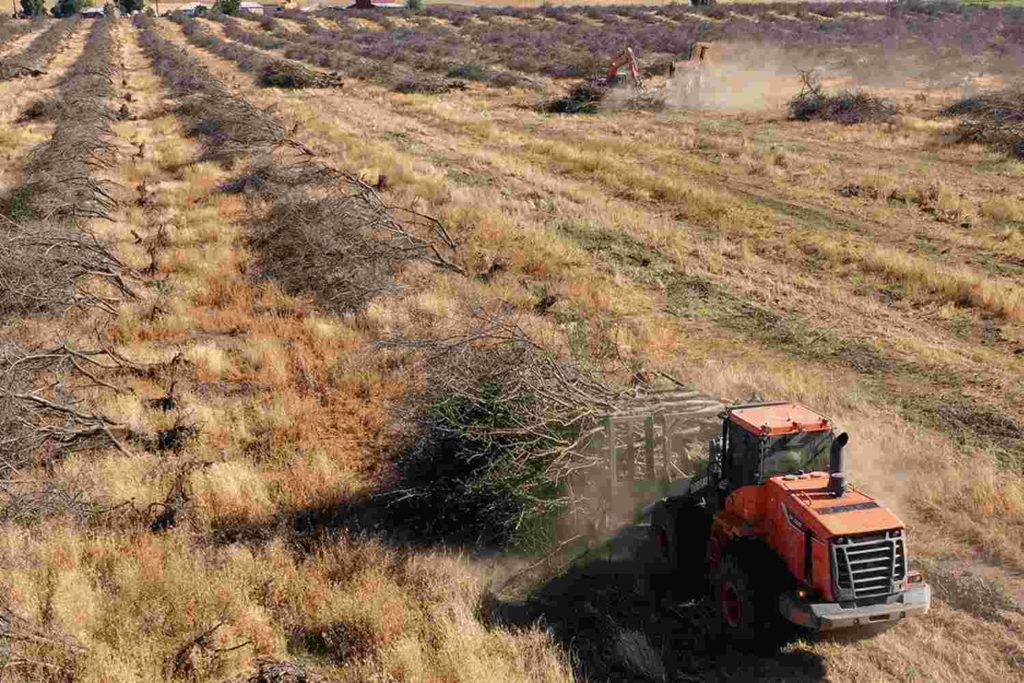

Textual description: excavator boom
[607,47,644,90]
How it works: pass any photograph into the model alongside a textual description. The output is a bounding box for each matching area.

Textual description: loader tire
[711,552,791,651]
[648,500,709,600]
[712,554,759,642]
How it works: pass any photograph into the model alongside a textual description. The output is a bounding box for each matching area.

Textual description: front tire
[711,551,794,651]
[712,554,759,642]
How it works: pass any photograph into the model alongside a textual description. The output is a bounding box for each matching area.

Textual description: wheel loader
[644,401,931,644]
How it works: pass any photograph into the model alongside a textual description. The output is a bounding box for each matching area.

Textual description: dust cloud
[664,43,810,112]
[652,42,1018,113]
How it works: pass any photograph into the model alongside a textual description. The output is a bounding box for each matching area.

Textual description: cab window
[726,421,761,487]
[762,431,832,478]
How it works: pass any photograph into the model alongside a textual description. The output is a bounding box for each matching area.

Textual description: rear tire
[648,498,710,600]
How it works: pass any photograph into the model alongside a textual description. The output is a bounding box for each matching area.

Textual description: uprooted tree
[243,158,463,314]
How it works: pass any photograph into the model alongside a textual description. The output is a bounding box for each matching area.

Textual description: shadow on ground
[210,500,826,682]
[488,536,826,683]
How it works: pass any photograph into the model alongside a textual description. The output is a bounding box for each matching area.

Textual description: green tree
[119,0,144,13]
[53,0,83,16]
[213,0,239,15]
[406,0,423,8]
[19,0,46,16]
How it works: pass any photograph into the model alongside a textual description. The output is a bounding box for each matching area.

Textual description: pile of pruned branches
[542,79,608,114]
[22,16,121,124]
[0,343,133,471]
[0,216,131,320]
[0,16,39,48]
[1,18,130,316]
[0,343,137,530]
[0,17,80,81]
[245,159,464,314]
[788,70,897,124]
[378,314,617,549]
[12,17,122,221]
[0,600,88,680]
[945,87,1024,158]
[137,17,286,159]
[174,14,343,89]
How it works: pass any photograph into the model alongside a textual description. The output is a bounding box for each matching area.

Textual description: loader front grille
[831,530,906,600]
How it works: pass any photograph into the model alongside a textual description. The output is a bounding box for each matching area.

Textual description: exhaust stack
[829,432,850,497]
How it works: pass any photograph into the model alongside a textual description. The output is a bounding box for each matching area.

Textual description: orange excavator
[606,47,644,90]
[645,402,930,643]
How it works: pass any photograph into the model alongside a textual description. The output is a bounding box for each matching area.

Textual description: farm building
[346,0,404,8]
[238,1,284,14]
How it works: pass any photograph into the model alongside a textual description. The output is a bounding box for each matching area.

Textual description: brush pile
[788,71,897,124]
[945,87,1024,158]
[175,15,343,89]
[380,315,615,549]
[393,75,467,94]
[138,18,285,158]
[16,18,122,220]
[0,17,80,81]
[2,17,128,315]
[0,217,130,320]
[543,79,608,114]
[246,161,462,314]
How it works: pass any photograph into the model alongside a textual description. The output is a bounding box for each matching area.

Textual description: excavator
[606,47,644,90]
[606,43,713,99]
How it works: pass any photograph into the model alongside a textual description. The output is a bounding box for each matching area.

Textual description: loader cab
[689,42,712,64]
[711,402,834,498]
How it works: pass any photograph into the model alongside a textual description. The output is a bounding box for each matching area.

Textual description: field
[0,3,1023,682]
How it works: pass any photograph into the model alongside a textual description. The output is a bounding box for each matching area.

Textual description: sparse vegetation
[0,5,1023,683]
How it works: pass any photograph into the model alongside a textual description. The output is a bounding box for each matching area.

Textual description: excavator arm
[607,47,644,90]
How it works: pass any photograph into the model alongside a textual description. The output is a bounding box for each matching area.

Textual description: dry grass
[2,13,1024,683]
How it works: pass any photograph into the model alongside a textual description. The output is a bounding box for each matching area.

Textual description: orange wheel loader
[645,402,930,644]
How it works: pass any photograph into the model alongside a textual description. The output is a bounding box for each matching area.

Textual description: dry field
[0,4,1022,682]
